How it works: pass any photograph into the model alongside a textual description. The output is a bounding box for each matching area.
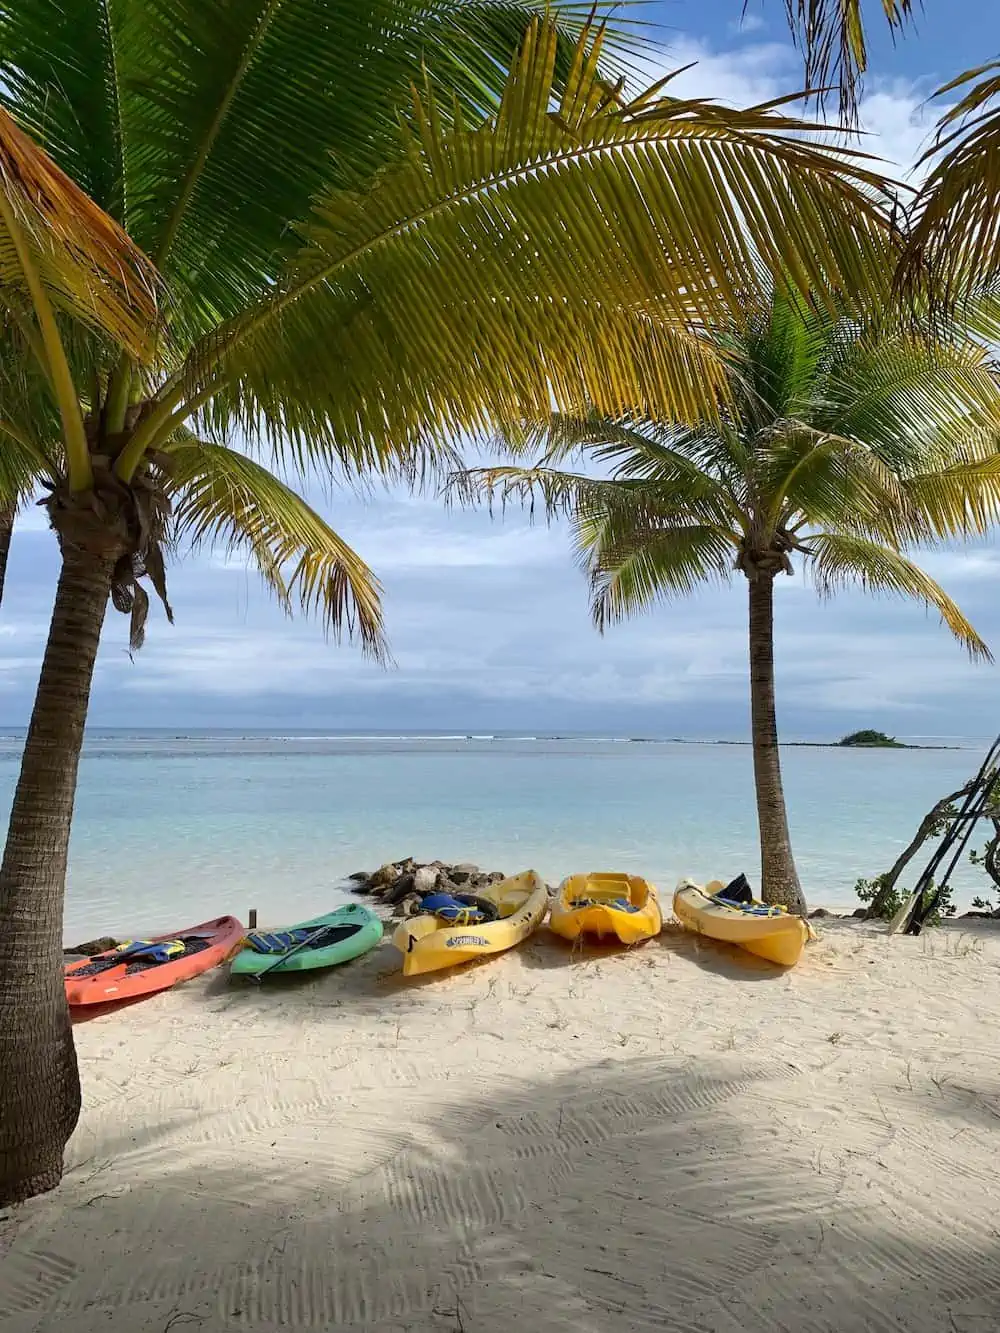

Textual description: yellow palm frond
[809,531,991,660]
[164,439,386,660]
[0,107,157,355]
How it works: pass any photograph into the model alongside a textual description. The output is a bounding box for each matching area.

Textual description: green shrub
[854,874,955,925]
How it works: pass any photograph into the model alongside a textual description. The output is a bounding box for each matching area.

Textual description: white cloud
[634,33,945,178]
[358,521,565,572]
[907,548,1000,584]
[729,13,766,36]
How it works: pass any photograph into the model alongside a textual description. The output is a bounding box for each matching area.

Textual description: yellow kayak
[673,879,813,967]
[392,870,548,976]
[549,872,661,945]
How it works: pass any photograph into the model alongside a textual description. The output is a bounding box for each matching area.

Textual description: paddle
[248,925,331,984]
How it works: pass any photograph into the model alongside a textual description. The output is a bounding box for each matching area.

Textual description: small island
[837,729,905,748]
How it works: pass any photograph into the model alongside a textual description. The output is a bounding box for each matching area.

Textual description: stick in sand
[248,925,329,984]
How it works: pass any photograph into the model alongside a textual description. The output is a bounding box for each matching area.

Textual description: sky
[4,0,1000,740]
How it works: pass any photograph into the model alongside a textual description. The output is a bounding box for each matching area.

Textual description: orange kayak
[64,914,244,1006]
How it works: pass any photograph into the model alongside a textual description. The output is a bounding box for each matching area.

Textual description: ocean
[0,731,991,943]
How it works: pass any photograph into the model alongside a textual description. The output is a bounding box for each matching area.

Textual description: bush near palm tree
[456,289,1000,913]
[0,3,901,1205]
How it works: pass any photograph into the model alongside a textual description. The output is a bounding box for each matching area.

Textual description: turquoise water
[0,732,989,942]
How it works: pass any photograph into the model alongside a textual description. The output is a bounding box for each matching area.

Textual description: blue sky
[4,1,1000,740]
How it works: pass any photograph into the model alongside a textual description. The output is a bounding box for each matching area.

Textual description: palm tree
[0,106,157,1201]
[456,289,1000,913]
[0,2,900,1205]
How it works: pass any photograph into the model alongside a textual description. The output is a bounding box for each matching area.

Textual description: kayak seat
[422,892,488,925]
[245,927,316,955]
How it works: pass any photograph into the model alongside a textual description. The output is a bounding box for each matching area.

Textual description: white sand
[3,917,1000,1332]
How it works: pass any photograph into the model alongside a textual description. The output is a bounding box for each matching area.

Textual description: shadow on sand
[5,1047,1000,1331]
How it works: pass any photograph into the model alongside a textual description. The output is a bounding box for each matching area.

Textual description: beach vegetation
[856,770,1000,920]
[854,874,955,925]
[456,287,1000,914]
[0,1,907,1207]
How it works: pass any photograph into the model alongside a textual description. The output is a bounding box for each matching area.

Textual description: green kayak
[230,904,383,977]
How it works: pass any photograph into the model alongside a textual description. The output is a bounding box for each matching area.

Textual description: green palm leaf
[164,438,386,657]
[123,16,897,475]
[581,514,735,629]
[0,0,627,345]
[901,62,1000,301]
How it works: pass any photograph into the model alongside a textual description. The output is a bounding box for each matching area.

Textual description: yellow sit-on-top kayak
[549,872,661,945]
[392,870,548,976]
[673,878,813,967]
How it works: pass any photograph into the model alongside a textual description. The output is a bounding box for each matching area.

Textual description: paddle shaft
[248,925,330,983]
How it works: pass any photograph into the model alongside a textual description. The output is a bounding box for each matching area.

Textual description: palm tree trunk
[748,573,807,915]
[0,537,117,1206]
[0,503,14,606]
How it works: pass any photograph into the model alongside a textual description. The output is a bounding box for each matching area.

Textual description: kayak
[230,903,383,976]
[392,870,548,976]
[549,872,661,945]
[65,915,245,1006]
[673,879,813,967]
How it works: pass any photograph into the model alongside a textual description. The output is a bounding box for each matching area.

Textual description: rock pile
[63,935,119,958]
[349,858,508,918]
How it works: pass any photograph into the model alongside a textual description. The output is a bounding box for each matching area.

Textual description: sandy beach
[3,918,1000,1331]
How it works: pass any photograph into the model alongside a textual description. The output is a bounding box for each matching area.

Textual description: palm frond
[451,462,637,521]
[127,15,897,473]
[816,329,1000,468]
[0,428,53,508]
[901,62,1000,300]
[0,0,633,347]
[734,284,832,429]
[782,1,917,124]
[580,512,735,630]
[809,531,991,660]
[0,319,61,489]
[903,449,1000,537]
[164,438,386,659]
[0,107,156,357]
[0,0,127,216]
[758,424,922,542]
[507,413,746,518]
